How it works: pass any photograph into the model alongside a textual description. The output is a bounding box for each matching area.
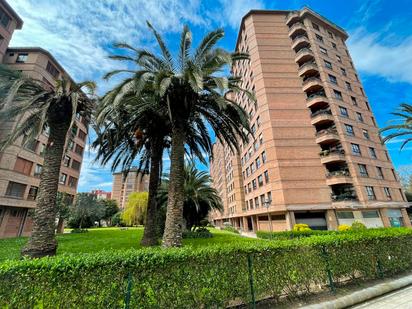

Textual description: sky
[8,0,412,192]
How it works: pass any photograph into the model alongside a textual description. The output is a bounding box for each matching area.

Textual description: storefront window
[387,209,404,227]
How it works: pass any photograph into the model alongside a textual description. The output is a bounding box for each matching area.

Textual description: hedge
[256,229,338,240]
[1,228,412,308]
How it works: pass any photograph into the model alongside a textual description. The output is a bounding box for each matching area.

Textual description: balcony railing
[311,108,331,118]
[331,192,357,201]
[316,127,338,137]
[326,170,350,178]
[292,34,308,43]
[319,148,345,157]
[303,77,321,86]
[295,47,313,56]
[288,22,305,30]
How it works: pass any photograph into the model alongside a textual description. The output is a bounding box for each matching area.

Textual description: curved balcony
[292,35,310,51]
[316,128,339,145]
[306,93,329,109]
[295,48,314,65]
[320,149,346,164]
[298,61,319,77]
[302,77,323,93]
[326,170,352,186]
[286,11,300,26]
[310,109,334,126]
[289,22,306,38]
[331,191,358,202]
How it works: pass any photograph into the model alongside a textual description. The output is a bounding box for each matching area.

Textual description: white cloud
[216,0,264,29]
[348,29,412,84]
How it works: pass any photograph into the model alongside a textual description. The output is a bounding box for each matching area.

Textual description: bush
[183,228,213,239]
[338,224,351,232]
[223,226,240,234]
[70,228,89,234]
[257,229,336,240]
[293,223,311,232]
[1,229,412,308]
[351,221,367,231]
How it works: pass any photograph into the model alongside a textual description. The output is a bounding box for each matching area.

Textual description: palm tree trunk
[141,138,163,246]
[162,126,185,247]
[56,216,65,234]
[21,122,69,258]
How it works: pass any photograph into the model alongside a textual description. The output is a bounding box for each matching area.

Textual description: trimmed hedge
[1,228,412,308]
[257,229,338,240]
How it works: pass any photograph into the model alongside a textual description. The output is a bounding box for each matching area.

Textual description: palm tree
[381,103,412,150]
[158,163,223,231]
[0,65,95,258]
[123,23,251,247]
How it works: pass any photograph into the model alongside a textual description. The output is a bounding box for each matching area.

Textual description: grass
[0,227,259,262]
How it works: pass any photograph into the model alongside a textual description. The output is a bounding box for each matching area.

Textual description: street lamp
[264,198,273,238]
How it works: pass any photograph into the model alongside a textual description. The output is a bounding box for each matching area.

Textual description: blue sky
[9,0,412,192]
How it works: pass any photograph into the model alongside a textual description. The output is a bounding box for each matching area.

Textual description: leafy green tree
[122,192,148,226]
[111,23,251,247]
[158,164,223,231]
[55,192,74,233]
[68,193,104,229]
[0,65,95,258]
[99,199,119,226]
[381,103,412,149]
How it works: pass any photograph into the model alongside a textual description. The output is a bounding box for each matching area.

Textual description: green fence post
[124,272,132,309]
[321,246,335,294]
[247,254,256,309]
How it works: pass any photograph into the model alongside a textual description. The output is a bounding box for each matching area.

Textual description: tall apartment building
[0,1,87,238]
[210,8,411,232]
[112,169,149,209]
[0,0,22,62]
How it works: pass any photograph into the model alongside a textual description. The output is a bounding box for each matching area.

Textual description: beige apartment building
[210,8,411,232]
[0,0,22,62]
[112,169,149,209]
[0,2,87,238]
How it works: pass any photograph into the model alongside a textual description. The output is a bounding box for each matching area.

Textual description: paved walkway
[351,285,412,308]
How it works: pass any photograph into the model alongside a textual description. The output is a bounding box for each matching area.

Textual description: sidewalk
[350,285,412,308]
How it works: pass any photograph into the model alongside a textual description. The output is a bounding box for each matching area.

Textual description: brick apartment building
[0,0,87,238]
[112,168,149,209]
[210,8,411,232]
[90,189,112,200]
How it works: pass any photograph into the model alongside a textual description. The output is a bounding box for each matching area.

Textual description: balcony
[292,35,310,51]
[288,22,306,38]
[295,48,314,64]
[286,11,300,26]
[316,127,339,145]
[306,93,329,109]
[302,77,323,93]
[298,61,319,77]
[310,109,334,126]
[326,170,352,186]
[320,148,346,164]
[331,191,358,202]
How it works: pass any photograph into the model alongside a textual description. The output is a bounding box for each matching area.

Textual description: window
[253,140,259,151]
[358,164,368,177]
[384,187,392,199]
[34,164,42,177]
[388,209,404,227]
[260,195,265,207]
[246,167,250,177]
[365,186,376,200]
[334,90,343,100]
[247,183,252,192]
[14,157,33,175]
[67,140,75,151]
[68,176,78,188]
[261,151,266,163]
[376,167,384,179]
[251,124,256,134]
[332,42,337,49]
[259,133,263,144]
[63,155,71,167]
[316,34,324,43]
[360,87,365,96]
[59,173,67,185]
[362,129,369,140]
[369,147,377,159]
[267,192,272,203]
[391,169,397,180]
[254,197,259,208]
[71,160,81,171]
[336,55,342,62]
[312,22,320,30]
[351,143,361,156]
[345,81,352,91]
[264,170,269,183]
[345,124,354,136]
[39,143,46,156]
[16,53,28,63]
[328,74,337,84]
[252,179,257,190]
[46,61,59,78]
[351,96,357,106]
[337,211,354,219]
[250,162,255,173]
[340,67,347,76]
[371,117,377,126]
[78,130,87,141]
[27,186,39,201]
[255,157,261,169]
[258,175,263,187]
[5,182,26,199]
[356,112,364,122]
[324,60,333,69]
[320,46,328,55]
[328,31,334,39]
[23,136,38,152]
[256,116,261,127]
[339,106,348,117]
[365,101,370,111]
[75,144,84,156]
[362,210,379,218]
[0,7,11,28]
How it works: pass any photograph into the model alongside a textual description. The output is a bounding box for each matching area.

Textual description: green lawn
[0,227,260,262]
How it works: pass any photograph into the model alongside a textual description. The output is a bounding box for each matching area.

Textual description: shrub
[70,228,89,234]
[293,223,311,232]
[257,229,335,240]
[1,228,412,308]
[182,228,213,239]
[338,224,351,232]
[351,221,367,231]
[223,226,240,234]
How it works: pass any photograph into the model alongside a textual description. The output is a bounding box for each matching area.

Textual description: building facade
[112,169,149,209]
[210,8,411,232]
[0,1,87,238]
[90,189,112,200]
[0,0,22,62]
